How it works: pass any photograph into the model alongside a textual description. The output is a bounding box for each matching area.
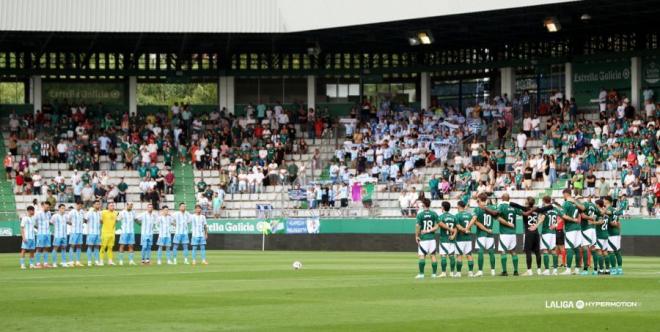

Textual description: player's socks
[29,257,35,266]
[35,252,41,264]
[44,251,50,264]
[456,261,463,272]
[192,246,197,261]
[431,261,437,274]
[608,252,617,269]
[582,248,590,271]
[86,247,92,263]
[157,247,163,261]
[183,246,189,260]
[20,257,25,266]
[449,256,456,273]
[477,250,484,271]
[500,255,507,273]
[201,245,206,261]
[129,252,135,262]
[166,248,172,262]
[615,251,622,269]
[69,247,74,262]
[552,254,558,268]
[51,249,57,264]
[566,249,574,268]
[440,256,447,272]
[561,248,566,266]
[76,248,81,262]
[512,254,519,273]
[543,253,549,269]
[489,251,496,270]
[172,246,178,260]
[468,260,474,271]
[525,251,532,270]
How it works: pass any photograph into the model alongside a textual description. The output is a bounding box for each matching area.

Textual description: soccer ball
[292,261,302,270]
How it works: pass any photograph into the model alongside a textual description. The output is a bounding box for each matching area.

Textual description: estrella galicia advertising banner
[207,219,285,234]
[285,218,321,234]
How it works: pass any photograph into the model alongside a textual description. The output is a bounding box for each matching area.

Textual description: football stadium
[1,0,660,330]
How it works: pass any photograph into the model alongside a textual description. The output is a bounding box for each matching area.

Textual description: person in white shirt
[156,206,174,265]
[522,115,533,137]
[136,204,158,264]
[190,205,208,265]
[117,203,137,265]
[56,141,68,162]
[517,132,527,150]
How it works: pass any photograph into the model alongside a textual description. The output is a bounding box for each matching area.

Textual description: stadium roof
[0,0,574,33]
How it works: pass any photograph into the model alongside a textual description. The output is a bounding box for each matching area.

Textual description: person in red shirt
[556,215,566,267]
[254,124,264,139]
[15,171,24,195]
[165,169,175,194]
[314,119,324,138]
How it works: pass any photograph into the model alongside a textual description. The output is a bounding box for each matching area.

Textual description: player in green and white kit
[579,195,600,275]
[415,199,449,279]
[497,193,519,276]
[593,198,613,275]
[473,193,497,277]
[454,201,475,277]
[607,200,624,275]
[560,189,586,275]
[424,201,458,278]
[529,196,559,275]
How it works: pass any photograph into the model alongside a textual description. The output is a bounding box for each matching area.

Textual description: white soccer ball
[292,261,302,270]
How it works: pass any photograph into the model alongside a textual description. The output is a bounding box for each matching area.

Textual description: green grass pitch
[1,251,659,331]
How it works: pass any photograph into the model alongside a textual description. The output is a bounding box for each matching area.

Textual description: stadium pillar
[499,67,515,99]
[564,62,573,101]
[307,75,316,110]
[219,76,235,114]
[631,56,642,109]
[420,72,430,111]
[128,76,137,116]
[29,75,42,114]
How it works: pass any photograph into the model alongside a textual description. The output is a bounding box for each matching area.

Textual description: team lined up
[415,189,624,278]
[18,201,209,269]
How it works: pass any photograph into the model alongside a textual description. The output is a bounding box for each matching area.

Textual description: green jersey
[416,210,438,241]
[608,208,622,236]
[581,201,599,230]
[562,201,581,232]
[497,203,518,235]
[541,208,560,234]
[596,207,613,239]
[196,181,207,193]
[438,212,456,243]
[454,211,473,242]
[473,206,496,237]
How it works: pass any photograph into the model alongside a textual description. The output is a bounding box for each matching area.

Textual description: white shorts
[565,230,583,249]
[476,237,494,251]
[596,238,610,251]
[418,239,437,256]
[540,233,556,251]
[581,229,597,247]
[599,103,606,112]
[608,235,621,252]
[455,241,472,255]
[438,242,455,255]
[498,234,517,252]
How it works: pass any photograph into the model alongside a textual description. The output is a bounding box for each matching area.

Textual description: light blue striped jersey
[36,209,52,235]
[138,212,158,237]
[119,210,136,234]
[68,209,85,234]
[158,215,174,235]
[21,215,36,240]
[52,213,68,238]
[190,214,207,238]
[85,210,101,235]
[172,211,190,235]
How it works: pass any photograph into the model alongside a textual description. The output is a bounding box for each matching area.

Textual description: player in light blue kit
[190,205,208,265]
[172,202,191,265]
[50,204,70,267]
[137,203,158,265]
[118,202,137,266]
[35,202,52,268]
[85,200,102,266]
[67,202,85,267]
[156,206,174,265]
[19,206,37,269]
